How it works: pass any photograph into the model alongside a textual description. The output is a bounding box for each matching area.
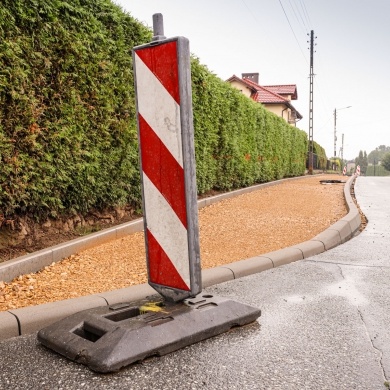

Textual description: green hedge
[0,0,308,222]
[191,58,307,193]
[365,165,390,176]
[313,141,327,170]
[0,0,152,219]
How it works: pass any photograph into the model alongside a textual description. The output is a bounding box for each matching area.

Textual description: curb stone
[0,175,313,283]
[0,175,359,341]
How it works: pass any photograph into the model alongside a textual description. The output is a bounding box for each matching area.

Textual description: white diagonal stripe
[143,173,190,287]
[135,53,183,167]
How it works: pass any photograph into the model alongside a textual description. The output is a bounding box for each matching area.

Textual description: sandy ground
[0,174,350,311]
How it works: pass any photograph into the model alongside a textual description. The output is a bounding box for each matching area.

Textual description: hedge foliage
[191,58,308,193]
[1,0,309,222]
[312,141,327,170]
[0,0,152,220]
[365,164,390,176]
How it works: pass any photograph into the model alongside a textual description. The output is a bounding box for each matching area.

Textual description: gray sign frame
[133,36,202,302]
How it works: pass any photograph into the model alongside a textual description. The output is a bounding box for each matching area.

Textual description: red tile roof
[226,75,302,120]
[263,85,298,100]
[234,77,290,104]
[252,88,286,104]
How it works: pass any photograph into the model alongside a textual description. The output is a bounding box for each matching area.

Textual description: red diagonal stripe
[135,41,180,104]
[147,229,190,291]
[139,114,187,228]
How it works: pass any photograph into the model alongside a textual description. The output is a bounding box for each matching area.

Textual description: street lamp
[333,106,351,170]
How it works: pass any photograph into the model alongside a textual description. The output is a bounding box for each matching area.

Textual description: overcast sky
[114,0,390,161]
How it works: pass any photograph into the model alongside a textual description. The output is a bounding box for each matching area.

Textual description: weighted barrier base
[38,293,261,373]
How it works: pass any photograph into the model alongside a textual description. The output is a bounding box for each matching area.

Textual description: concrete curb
[0,175,306,283]
[0,175,360,341]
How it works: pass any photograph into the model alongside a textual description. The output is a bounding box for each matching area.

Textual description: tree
[368,145,390,164]
[382,153,390,171]
[355,150,368,174]
[362,151,368,174]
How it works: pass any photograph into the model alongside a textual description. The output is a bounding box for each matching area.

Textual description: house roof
[226,75,254,90]
[226,75,302,120]
[263,85,298,100]
[250,85,289,104]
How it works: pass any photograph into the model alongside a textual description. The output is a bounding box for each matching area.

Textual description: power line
[240,0,261,25]
[296,0,311,32]
[288,0,309,35]
[278,0,308,63]
[299,0,312,29]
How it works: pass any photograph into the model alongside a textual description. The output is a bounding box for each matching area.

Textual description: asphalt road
[0,176,389,390]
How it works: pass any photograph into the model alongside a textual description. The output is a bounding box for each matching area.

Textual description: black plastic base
[38,293,261,373]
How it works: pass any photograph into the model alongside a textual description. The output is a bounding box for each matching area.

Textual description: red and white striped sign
[356,165,361,176]
[342,166,347,175]
[133,38,201,301]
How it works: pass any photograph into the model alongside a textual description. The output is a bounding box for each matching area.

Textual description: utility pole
[308,30,315,174]
[333,106,351,171]
[341,133,344,165]
[333,108,337,170]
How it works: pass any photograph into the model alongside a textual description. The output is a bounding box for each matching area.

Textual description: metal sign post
[37,14,260,373]
[133,15,201,302]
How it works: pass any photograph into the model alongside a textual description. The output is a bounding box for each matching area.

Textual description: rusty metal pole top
[152,13,166,41]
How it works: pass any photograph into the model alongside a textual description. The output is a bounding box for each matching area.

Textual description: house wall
[229,82,296,125]
[229,80,252,98]
[264,103,287,118]
[263,104,297,126]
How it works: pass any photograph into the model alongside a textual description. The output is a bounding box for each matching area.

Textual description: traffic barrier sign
[133,31,200,302]
[38,14,260,372]
[356,165,361,176]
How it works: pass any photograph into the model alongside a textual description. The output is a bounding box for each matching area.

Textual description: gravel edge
[0,175,360,340]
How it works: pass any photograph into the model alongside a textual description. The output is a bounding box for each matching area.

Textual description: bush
[382,153,390,171]
[1,0,310,222]
[191,58,308,192]
[0,0,152,219]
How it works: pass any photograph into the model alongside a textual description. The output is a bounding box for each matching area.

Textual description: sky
[114,0,390,161]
